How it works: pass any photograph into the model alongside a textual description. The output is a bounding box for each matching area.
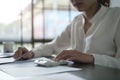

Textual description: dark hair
[98,0,110,7]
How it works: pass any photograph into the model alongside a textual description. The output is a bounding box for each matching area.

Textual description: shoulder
[109,7,120,12]
[72,13,83,22]
[108,7,120,16]
[103,7,120,21]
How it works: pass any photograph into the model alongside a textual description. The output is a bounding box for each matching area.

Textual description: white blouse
[32,5,120,69]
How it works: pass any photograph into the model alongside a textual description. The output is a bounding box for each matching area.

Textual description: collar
[90,5,109,23]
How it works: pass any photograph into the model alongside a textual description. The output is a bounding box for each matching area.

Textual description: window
[0,0,80,49]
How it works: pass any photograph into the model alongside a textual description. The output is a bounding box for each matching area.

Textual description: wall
[111,0,120,7]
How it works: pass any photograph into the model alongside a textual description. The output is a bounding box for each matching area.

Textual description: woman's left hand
[54,50,94,64]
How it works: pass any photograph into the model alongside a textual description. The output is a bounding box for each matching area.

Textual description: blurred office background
[0,0,119,50]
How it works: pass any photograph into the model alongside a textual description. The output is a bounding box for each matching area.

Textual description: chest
[71,17,118,49]
[83,21,92,34]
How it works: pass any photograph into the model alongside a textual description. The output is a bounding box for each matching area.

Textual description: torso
[70,6,120,57]
[84,20,92,34]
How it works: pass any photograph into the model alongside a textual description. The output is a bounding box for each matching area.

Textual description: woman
[14,0,120,69]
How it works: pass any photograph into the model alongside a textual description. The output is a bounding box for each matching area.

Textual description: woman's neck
[83,4,101,21]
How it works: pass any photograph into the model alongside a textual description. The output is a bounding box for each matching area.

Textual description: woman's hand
[54,50,94,64]
[13,47,34,60]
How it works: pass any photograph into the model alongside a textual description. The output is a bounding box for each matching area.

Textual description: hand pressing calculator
[34,57,74,67]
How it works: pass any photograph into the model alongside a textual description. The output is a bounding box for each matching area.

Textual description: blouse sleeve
[32,24,71,58]
[92,20,120,69]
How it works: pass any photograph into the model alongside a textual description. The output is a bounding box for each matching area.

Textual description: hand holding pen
[13,47,34,60]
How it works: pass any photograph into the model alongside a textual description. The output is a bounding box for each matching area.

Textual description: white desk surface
[0,58,120,80]
[0,58,82,80]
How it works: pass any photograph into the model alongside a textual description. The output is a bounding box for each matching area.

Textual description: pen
[15,51,33,61]
[15,51,27,61]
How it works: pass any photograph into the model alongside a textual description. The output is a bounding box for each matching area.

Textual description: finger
[67,57,76,61]
[67,57,81,62]
[13,47,23,59]
[22,51,33,60]
[55,51,71,61]
[61,56,71,60]
[54,51,66,61]
[13,51,19,59]
[22,53,29,60]
[13,48,22,59]
[17,47,23,57]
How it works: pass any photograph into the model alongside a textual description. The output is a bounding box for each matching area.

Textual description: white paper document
[0,71,16,80]
[1,66,82,77]
[0,57,15,64]
[17,73,85,80]
[0,53,14,58]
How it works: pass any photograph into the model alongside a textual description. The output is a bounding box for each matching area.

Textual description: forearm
[92,54,120,69]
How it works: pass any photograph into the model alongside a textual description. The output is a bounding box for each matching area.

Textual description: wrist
[88,55,94,64]
[83,54,94,64]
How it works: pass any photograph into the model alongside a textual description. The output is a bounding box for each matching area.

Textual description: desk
[71,63,120,80]
[0,59,120,80]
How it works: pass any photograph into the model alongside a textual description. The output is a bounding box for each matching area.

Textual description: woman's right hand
[13,47,34,60]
